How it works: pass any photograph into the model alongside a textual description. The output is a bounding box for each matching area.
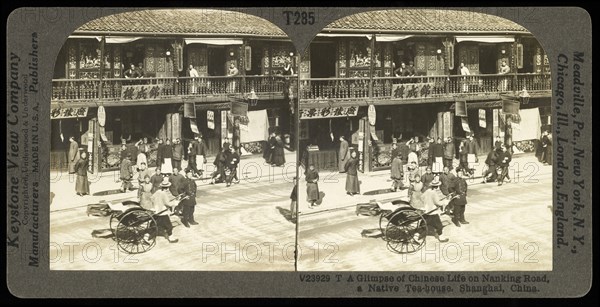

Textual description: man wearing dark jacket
[443,137,455,169]
[428,137,444,173]
[449,169,469,227]
[168,167,186,197]
[439,166,456,196]
[155,138,164,168]
[171,138,184,171]
[398,140,410,164]
[210,145,231,184]
[119,154,134,193]
[420,166,435,192]
[482,148,500,183]
[150,168,163,194]
[497,145,512,186]
[225,147,240,187]
[180,170,198,227]
[266,132,277,164]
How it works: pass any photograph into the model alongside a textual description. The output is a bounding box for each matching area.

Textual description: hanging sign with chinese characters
[207,110,215,130]
[367,104,376,126]
[478,109,486,128]
[299,106,358,119]
[120,84,164,100]
[461,117,471,132]
[50,106,88,119]
[190,120,199,134]
[391,82,435,99]
[98,106,106,127]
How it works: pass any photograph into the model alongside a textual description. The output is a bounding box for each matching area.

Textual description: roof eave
[321,28,531,36]
[71,30,290,40]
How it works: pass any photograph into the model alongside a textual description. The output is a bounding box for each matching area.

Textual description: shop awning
[316,33,371,39]
[455,36,514,43]
[184,38,243,45]
[69,35,144,44]
[375,34,413,42]
[97,36,143,44]
[195,102,231,111]
[451,100,503,109]
[68,35,98,40]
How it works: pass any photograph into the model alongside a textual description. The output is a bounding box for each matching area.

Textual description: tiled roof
[75,9,287,37]
[325,9,529,33]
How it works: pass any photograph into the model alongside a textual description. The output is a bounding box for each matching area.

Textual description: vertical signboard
[221,110,228,145]
[207,110,215,130]
[479,109,487,128]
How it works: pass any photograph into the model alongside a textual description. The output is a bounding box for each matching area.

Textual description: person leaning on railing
[188,64,199,94]
[498,61,510,91]
[226,63,239,93]
[459,62,471,93]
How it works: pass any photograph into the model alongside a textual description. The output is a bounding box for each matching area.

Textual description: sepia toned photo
[296,9,553,271]
[49,9,298,270]
[6,5,592,298]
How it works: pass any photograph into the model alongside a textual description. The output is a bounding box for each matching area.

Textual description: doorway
[310,42,337,78]
[208,46,226,76]
[247,44,263,75]
[479,45,497,74]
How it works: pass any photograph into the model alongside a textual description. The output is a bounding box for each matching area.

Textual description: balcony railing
[51,75,295,102]
[299,73,551,102]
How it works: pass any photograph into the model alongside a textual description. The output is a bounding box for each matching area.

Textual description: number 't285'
[284,11,315,25]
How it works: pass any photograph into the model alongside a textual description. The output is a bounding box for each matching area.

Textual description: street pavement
[48,151,552,271]
[296,154,553,271]
[49,151,298,270]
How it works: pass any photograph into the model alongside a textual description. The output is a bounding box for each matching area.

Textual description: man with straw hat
[150,177,179,243]
[420,177,449,242]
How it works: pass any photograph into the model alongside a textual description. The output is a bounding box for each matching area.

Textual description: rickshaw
[103,195,186,254]
[373,193,458,254]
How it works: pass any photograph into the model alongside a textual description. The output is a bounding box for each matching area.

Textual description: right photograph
[296,9,553,271]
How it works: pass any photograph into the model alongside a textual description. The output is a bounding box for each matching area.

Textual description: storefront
[181,98,293,158]
[50,107,91,171]
[451,97,552,156]
[369,103,452,170]
[298,105,361,171]
[98,104,182,171]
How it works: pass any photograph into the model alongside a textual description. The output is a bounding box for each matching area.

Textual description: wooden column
[87,118,100,174]
[443,111,453,139]
[165,113,172,141]
[437,110,444,139]
[171,112,181,140]
[506,114,513,153]
[368,34,376,99]
[358,116,370,173]
[442,37,452,94]
[512,38,519,92]
[98,36,106,99]
[241,40,247,94]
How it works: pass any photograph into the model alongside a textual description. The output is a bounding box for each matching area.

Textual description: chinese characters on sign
[391,82,435,99]
[479,109,487,128]
[299,106,359,119]
[120,84,164,100]
[207,110,215,130]
[50,107,89,119]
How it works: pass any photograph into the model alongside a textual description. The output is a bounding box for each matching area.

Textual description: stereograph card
[5,6,592,298]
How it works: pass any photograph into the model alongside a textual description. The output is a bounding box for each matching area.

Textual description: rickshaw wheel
[109,201,143,233]
[385,208,427,254]
[379,200,412,239]
[115,209,158,254]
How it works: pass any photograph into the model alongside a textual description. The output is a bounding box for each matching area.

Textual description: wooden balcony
[299,73,551,105]
[51,75,295,106]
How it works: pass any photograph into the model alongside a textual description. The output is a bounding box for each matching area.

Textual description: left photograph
[49,9,298,270]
